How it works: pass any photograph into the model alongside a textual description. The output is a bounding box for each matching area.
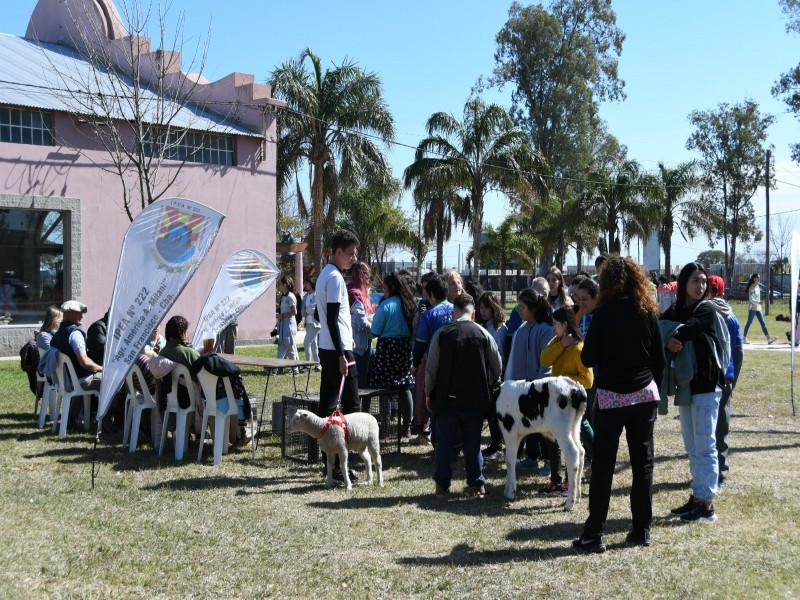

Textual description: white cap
[61,300,88,313]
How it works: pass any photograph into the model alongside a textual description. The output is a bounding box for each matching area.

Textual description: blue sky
[7,0,800,271]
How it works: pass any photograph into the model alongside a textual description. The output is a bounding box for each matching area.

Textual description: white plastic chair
[52,352,96,437]
[122,364,158,453]
[36,348,59,430]
[158,364,197,461]
[196,368,241,465]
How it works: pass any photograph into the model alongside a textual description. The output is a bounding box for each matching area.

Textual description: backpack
[20,339,40,395]
[19,339,39,373]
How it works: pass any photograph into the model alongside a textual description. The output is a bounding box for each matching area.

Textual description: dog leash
[337,360,357,410]
[316,361,356,441]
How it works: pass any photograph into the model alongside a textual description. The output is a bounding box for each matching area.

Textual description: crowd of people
[27,226,758,552]
[306,229,748,551]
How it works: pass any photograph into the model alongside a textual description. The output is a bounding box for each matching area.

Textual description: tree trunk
[500,267,507,307]
[311,158,325,273]
[471,187,483,281]
[664,243,671,277]
[436,220,444,274]
[471,210,481,281]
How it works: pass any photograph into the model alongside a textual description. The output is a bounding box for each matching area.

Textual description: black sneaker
[625,529,651,547]
[681,503,718,523]
[482,445,505,461]
[670,495,700,516]
[572,533,606,553]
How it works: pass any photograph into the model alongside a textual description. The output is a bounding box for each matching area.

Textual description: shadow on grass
[141,474,314,493]
[307,486,540,517]
[397,540,578,565]
[0,411,39,423]
[399,514,693,567]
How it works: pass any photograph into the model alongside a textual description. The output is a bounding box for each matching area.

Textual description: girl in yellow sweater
[539,307,594,494]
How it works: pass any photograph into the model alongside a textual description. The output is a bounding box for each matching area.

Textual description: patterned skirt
[369,336,414,389]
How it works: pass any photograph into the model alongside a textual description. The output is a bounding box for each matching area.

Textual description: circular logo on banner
[156,206,204,265]
[239,256,272,289]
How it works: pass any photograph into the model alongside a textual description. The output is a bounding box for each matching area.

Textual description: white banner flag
[97,198,225,419]
[791,231,800,371]
[191,249,279,349]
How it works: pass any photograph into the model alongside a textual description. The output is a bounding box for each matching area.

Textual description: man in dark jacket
[51,300,103,392]
[425,293,502,499]
[86,311,109,365]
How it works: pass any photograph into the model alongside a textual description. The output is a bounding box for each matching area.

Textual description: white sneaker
[768,336,777,345]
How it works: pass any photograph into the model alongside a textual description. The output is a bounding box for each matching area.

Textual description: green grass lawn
[0,348,798,598]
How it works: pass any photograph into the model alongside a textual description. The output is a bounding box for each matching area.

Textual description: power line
[4,76,800,198]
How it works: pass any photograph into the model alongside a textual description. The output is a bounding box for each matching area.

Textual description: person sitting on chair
[50,300,103,392]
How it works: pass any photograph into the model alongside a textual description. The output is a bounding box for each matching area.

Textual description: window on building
[0,106,54,146]
[145,129,234,166]
[0,210,65,326]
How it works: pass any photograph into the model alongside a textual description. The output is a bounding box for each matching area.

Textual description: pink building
[0,0,282,356]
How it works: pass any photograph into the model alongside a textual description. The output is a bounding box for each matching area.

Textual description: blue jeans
[433,408,485,490]
[679,390,721,502]
[743,309,769,339]
[354,346,372,389]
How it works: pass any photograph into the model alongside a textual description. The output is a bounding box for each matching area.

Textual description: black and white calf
[497,376,587,511]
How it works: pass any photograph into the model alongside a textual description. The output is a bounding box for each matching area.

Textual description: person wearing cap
[50,300,104,394]
[707,275,743,488]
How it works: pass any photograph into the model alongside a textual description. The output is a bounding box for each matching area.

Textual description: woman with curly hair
[545,266,574,310]
[573,255,665,553]
[369,272,416,437]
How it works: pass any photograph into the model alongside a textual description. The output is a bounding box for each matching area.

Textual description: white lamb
[286,409,383,490]
[496,376,587,511]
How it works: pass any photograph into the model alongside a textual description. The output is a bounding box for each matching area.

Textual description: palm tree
[477,216,537,306]
[412,187,468,274]
[336,179,414,271]
[580,160,650,255]
[652,161,700,275]
[403,98,547,280]
[270,48,396,271]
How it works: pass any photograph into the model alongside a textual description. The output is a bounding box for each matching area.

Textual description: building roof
[0,33,260,138]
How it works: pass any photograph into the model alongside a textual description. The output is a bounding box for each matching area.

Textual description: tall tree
[412,188,468,274]
[773,0,800,161]
[488,0,626,265]
[686,100,774,285]
[335,179,414,271]
[770,213,797,275]
[580,159,650,255]
[651,161,700,276]
[404,98,546,280]
[270,48,396,271]
[40,0,217,221]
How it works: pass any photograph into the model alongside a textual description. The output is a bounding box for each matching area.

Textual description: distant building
[0,0,281,355]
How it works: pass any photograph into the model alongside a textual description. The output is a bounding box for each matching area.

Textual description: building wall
[0,109,276,356]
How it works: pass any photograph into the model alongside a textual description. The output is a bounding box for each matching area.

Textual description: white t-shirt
[316,263,354,352]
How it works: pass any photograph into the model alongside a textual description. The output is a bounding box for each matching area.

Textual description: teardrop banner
[191,249,280,349]
[97,198,225,420]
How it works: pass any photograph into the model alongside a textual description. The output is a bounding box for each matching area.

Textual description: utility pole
[765,149,771,316]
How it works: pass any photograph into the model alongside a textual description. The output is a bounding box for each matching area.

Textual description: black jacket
[86,313,108,365]
[190,352,251,419]
[661,300,722,394]
[582,297,665,394]
[427,319,502,417]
